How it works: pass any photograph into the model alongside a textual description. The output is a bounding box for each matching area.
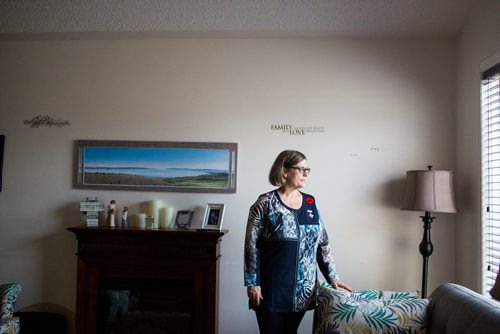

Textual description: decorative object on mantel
[401,166,457,298]
[74,140,237,193]
[175,210,194,229]
[201,203,226,230]
[159,207,176,229]
[0,135,4,192]
[145,215,155,229]
[148,200,162,229]
[121,207,128,228]
[24,115,70,128]
[107,200,116,227]
[137,213,146,228]
[79,197,105,227]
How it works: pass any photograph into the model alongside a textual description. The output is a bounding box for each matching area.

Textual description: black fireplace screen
[97,278,194,334]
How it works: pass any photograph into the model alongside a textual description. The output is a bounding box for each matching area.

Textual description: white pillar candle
[166,207,176,228]
[148,200,162,229]
[159,207,167,229]
[137,213,146,228]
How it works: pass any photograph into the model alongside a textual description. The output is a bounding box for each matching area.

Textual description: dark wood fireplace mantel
[68,226,228,334]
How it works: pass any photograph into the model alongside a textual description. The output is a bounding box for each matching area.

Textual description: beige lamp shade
[401,169,457,213]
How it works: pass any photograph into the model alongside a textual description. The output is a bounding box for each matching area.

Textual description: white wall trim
[479,50,500,72]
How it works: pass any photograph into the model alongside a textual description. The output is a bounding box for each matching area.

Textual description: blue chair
[0,283,21,334]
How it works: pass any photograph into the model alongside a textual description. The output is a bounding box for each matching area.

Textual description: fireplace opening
[97,277,195,334]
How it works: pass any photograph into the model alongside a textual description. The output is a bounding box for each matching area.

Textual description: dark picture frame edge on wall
[74,140,237,193]
[0,135,4,192]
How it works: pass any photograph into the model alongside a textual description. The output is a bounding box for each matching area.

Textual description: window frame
[481,60,500,296]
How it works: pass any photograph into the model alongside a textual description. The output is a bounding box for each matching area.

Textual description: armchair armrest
[0,316,20,334]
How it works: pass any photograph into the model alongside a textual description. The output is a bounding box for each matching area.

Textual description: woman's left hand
[333,280,354,292]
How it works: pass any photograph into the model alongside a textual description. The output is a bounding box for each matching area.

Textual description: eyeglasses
[285,166,311,174]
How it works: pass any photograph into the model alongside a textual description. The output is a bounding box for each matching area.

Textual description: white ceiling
[0,0,477,38]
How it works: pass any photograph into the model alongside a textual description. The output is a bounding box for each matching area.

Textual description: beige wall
[455,0,500,291]
[0,38,456,333]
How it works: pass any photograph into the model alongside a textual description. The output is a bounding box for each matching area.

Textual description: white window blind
[481,62,500,295]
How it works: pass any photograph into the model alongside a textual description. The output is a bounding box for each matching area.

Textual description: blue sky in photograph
[84,147,230,170]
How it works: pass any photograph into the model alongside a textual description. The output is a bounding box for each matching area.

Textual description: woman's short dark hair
[268,150,307,187]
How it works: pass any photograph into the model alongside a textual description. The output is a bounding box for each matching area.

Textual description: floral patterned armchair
[313,282,429,334]
[0,283,21,334]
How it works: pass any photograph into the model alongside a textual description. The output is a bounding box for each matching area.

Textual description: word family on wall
[270,124,325,136]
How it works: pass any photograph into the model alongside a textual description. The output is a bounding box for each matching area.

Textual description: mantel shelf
[67,225,228,236]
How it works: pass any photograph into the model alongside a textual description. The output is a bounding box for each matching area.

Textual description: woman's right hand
[333,280,354,292]
[247,286,263,307]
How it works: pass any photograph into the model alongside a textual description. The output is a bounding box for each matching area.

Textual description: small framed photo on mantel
[201,203,226,230]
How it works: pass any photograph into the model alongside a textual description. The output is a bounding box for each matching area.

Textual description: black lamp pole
[419,211,434,298]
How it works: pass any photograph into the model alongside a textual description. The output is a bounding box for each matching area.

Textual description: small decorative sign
[24,115,70,128]
[270,124,325,136]
[80,197,105,227]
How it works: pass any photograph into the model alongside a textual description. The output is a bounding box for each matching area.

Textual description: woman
[244,150,353,334]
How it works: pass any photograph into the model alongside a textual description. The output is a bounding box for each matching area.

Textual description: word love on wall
[270,124,325,136]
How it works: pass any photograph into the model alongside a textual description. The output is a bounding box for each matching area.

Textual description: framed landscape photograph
[201,203,226,230]
[74,140,237,193]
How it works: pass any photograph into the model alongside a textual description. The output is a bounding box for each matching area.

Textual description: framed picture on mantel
[201,203,226,230]
[74,140,237,193]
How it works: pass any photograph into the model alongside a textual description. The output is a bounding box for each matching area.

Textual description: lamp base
[419,211,434,298]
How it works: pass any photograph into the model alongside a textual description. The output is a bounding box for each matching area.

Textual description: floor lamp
[401,166,457,298]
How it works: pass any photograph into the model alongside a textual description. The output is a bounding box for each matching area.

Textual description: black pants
[255,309,306,334]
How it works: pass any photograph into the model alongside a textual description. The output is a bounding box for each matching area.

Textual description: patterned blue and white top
[244,189,339,312]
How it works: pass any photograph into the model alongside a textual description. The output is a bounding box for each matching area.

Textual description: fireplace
[67,227,228,334]
[97,278,194,334]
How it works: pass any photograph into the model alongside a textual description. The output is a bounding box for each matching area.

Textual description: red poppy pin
[305,197,314,205]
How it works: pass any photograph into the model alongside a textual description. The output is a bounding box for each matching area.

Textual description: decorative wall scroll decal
[270,124,325,136]
[24,115,71,128]
[74,140,238,193]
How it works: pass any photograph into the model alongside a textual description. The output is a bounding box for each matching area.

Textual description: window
[481,62,500,295]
